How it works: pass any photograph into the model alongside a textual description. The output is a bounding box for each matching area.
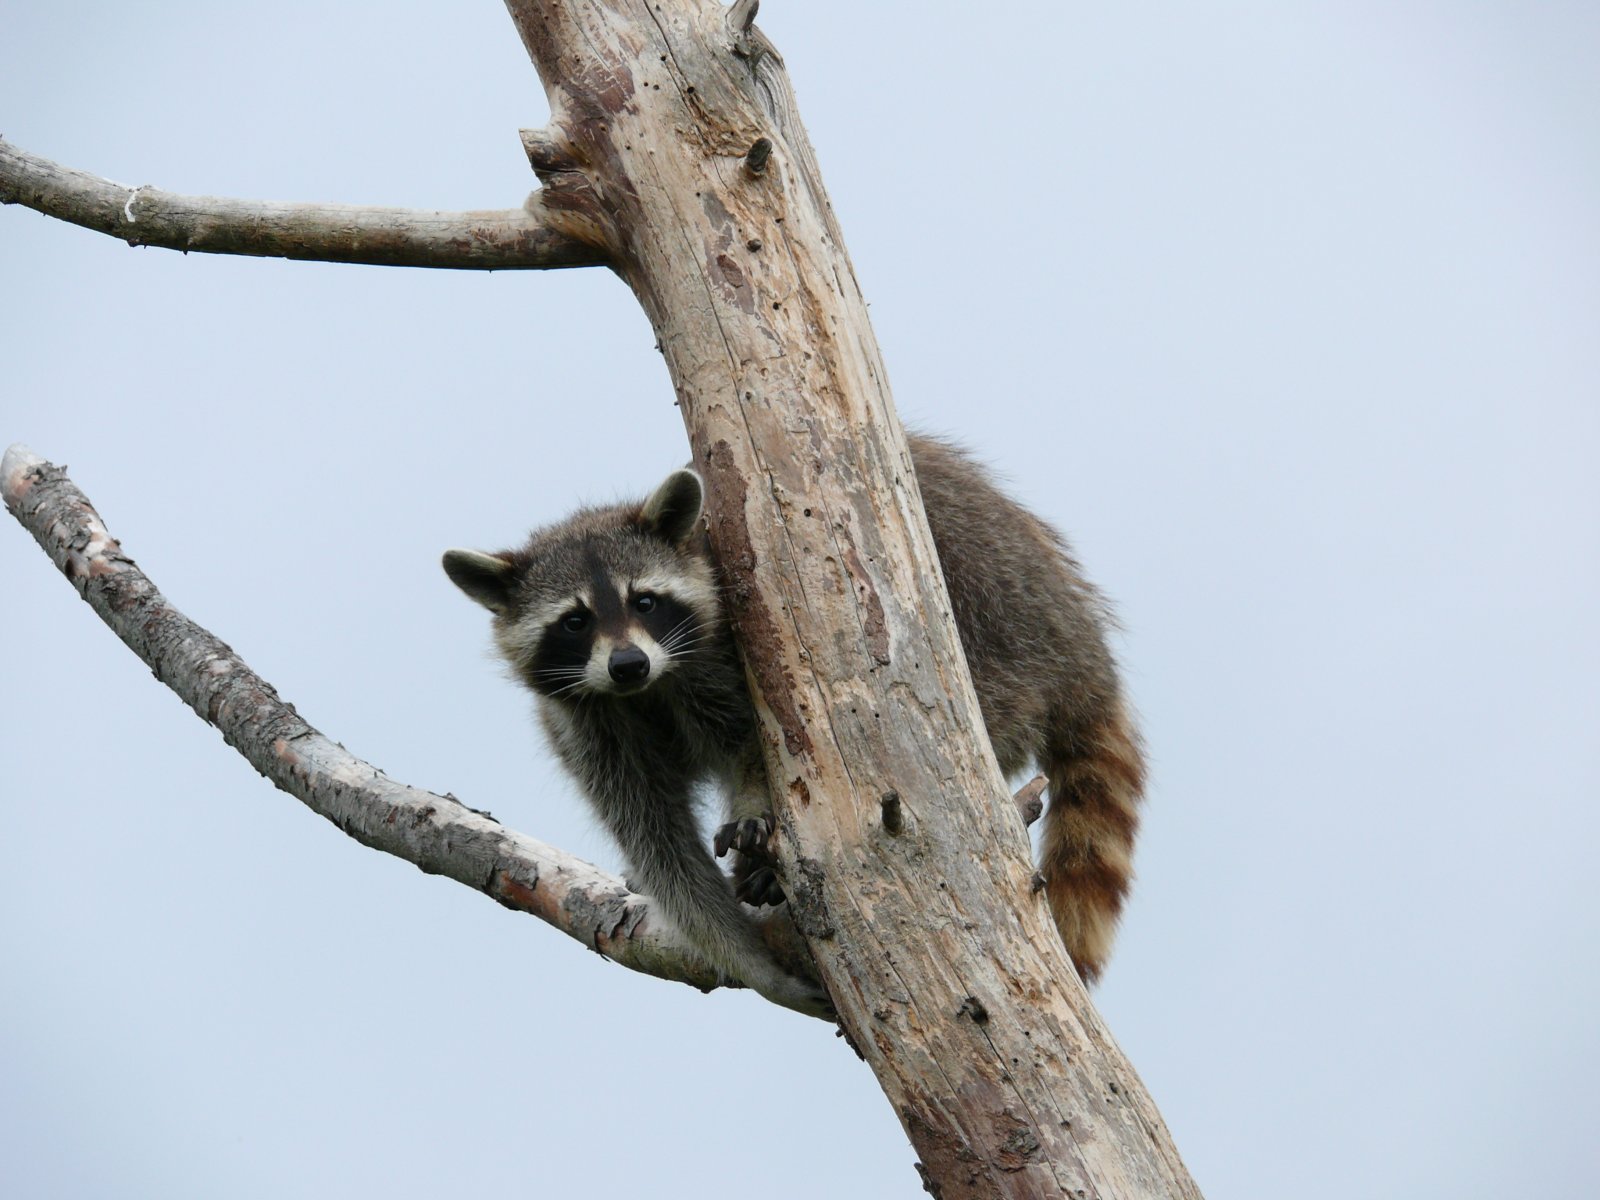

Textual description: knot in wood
[743,137,773,176]
[880,791,904,835]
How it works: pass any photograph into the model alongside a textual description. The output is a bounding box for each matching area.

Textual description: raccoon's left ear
[640,469,704,546]
[442,549,518,613]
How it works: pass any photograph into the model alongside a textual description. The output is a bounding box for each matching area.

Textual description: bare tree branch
[0,139,604,270]
[0,442,727,993]
[5,0,1201,1187]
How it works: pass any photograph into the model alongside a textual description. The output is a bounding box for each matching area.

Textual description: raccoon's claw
[735,865,788,908]
[714,812,774,859]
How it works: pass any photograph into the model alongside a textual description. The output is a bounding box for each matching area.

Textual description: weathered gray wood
[499,1,1201,1196]
[2,3,1203,1192]
[0,138,603,270]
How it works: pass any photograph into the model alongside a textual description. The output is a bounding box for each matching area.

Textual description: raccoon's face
[503,552,713,698]
[443,469,718,701]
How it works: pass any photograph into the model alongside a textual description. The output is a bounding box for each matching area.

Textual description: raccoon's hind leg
[1038,697,1146,985]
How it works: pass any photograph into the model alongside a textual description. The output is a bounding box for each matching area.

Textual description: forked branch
[0,139,604,270]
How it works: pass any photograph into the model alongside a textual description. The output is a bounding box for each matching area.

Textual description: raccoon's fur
[443,434,1143,1016]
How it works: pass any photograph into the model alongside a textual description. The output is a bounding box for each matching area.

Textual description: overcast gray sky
[3,3,1597,1197]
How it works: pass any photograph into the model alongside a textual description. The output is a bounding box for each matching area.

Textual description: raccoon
[443,434,1144,1017]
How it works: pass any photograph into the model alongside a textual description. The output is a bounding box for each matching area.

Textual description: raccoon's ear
[639,469,704,546]
[442,549,517,613]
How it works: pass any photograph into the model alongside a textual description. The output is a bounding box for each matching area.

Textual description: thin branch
[0,139,605,270]
[1,443,723,992]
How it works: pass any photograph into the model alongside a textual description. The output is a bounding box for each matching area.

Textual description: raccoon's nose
[608,645,652,685]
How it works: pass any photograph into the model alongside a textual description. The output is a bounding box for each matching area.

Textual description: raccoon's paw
[713,812,774,860]
[734,865,788,908]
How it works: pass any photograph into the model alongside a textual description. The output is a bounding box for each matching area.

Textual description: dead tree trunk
[501,2,1197,1196]
[2,2,1202,1195]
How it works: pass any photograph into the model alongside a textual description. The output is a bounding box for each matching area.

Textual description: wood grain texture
[499,1,1201,1195]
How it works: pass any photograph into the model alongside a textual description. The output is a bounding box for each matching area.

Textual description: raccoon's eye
[561,611,589,633]
[634,594,657,614]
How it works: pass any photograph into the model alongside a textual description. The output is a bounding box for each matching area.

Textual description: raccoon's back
[907,433,1120,773]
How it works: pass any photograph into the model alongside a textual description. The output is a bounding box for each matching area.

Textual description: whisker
[660,634,713,658]
[545,677,593,698]
[535,675,592,689]
[659,627,706,646]
[657,614,699,644]
[658,617,710,654]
